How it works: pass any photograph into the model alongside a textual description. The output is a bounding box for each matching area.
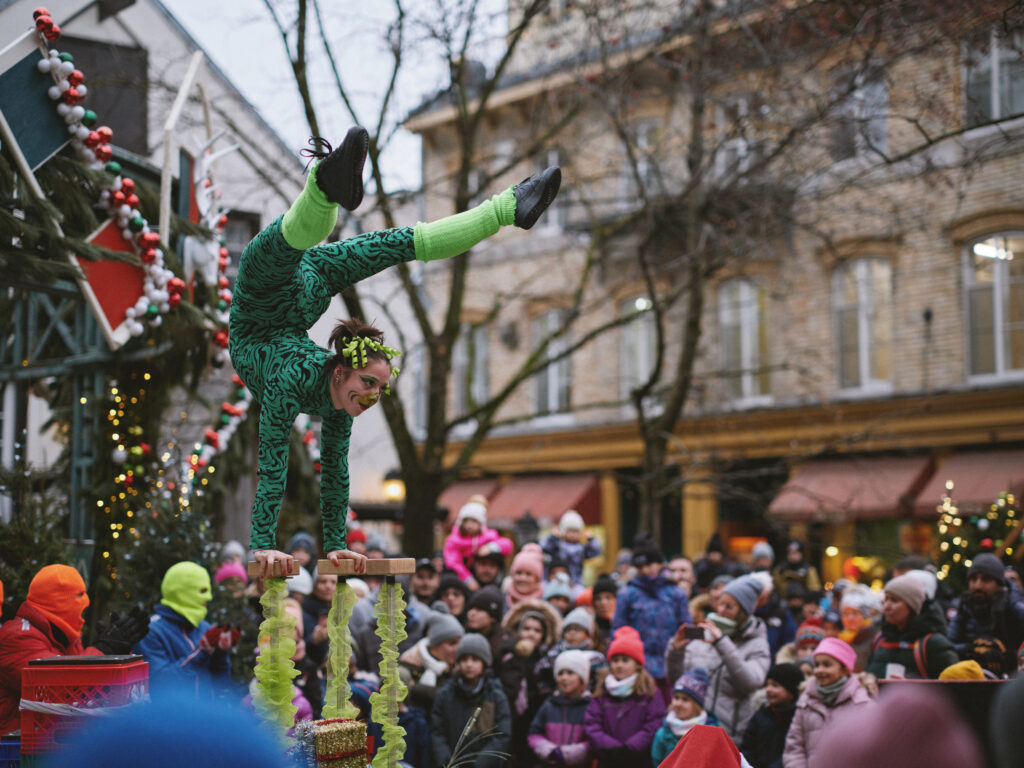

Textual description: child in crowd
[650,668,719,765]
[507,543,545,608]
[775,619,825,676]
[740,662,802,768]
[442,499,513,590]
[498,601,561,764]
[583,626,665,768]
[431,633,511,768]
[783,638,873,768]
[543,573,574,616]
[535,606,607,697]
[539,510,602,587]
[528,649,593,766]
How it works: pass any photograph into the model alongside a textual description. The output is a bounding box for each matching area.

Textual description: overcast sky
[160,0,506,191]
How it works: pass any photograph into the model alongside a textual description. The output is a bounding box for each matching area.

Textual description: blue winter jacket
[539,534,601,586]
[612,574,691,679]
[134,603,231,699]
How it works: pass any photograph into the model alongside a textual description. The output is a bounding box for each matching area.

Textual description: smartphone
[683,626,704,640]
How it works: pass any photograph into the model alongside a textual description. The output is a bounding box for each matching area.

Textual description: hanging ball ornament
[978,518,990,531]
[112,447,127,464]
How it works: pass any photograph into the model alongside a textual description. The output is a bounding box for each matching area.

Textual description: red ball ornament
[204,429,220,449]
[218,276,229,289]
[167,277,186,294]
[121,178,135,193]
[232,374,245,387]
[204,179,212,188]
[122,474,134,486]
[85,131,101,148]
[141,248,156,264]
[314,461,321,474]
[218,257,228,270]
[44,23,60,41]
[125,193,140,209]
[94,144,113,162]
[168,293,182,308]
[218,214,228,228]
[68,69,84,86]
[33,8,51,20]
[213,329,229,349]
[140,232,161,248]
[218,247,229,258]
[96,126,113,143]
[63,87,81,105]
[111,190,126,207]
[35,14,52,31]
[139,441,152,457]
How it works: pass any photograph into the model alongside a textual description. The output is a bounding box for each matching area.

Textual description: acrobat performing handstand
[229,126,561,578]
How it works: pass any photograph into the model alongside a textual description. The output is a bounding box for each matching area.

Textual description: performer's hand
[252,549,296,579]
[327,548,367,574]
[200,625,241,654]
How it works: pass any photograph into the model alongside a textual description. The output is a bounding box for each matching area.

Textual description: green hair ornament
[340,336,402,392]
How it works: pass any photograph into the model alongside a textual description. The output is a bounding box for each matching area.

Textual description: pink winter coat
[442,526,513,582]
[782,674,873,768]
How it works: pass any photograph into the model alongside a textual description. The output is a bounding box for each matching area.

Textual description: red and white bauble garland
[32,7,184,336]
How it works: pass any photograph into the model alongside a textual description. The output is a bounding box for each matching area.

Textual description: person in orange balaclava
[0,564,148,734]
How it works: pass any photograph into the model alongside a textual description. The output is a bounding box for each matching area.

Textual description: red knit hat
[347,528,367,545]
[607,625,645,666]
[27,564,89,640]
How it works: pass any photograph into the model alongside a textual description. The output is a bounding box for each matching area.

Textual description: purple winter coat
[583,689,666,768]
[528,692,591,766]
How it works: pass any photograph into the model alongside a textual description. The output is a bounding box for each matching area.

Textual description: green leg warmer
[281,163,339,250]
[413,187,516,262]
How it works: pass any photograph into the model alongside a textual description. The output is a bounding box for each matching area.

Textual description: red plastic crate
[20,655,148,754]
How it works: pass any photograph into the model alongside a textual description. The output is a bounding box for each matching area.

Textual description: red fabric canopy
[485,474,600,528]
[913,449,1024,517]
[438,478,501,526]
[768,455,934,522]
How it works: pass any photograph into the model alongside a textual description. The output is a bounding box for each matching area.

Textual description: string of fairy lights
[935,480,1017,585]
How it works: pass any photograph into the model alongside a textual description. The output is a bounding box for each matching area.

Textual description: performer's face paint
[334,358,392,418]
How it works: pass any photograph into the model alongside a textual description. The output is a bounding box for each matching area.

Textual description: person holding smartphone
[665,575,771,742]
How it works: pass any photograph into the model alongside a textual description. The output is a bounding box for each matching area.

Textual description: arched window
[964,233,1024,378]
[833,258,893,391]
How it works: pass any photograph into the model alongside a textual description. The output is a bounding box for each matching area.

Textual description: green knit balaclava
[160,562,211,627]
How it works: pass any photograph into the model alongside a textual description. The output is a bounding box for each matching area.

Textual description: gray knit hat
[722,575,762,618]
[456,632,492,667]
[968,553,1006,585]
[428,612,465,647]
[884,573,926,615]
[562,607,594,635]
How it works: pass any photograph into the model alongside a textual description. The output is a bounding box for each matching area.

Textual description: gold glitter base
[314,718,367,768]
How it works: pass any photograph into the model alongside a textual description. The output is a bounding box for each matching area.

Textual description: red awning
[913,449,1024,517]
[439,478,501,525]
[485,474,601,529]
[768,455,934,522]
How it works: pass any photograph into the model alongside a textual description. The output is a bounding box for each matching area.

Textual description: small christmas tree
[935,483,1018,595]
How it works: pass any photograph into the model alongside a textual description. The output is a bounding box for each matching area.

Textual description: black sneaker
[315,126,369,211]
[513,166,562,230]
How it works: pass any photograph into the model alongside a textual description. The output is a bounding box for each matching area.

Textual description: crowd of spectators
[2,496,1023,767]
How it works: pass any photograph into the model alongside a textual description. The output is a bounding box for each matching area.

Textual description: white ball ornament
[977,518,990,531]
[49,49,60,59]
[125,307,136,318]
[122,228,133,240]
[77,125,90,140]
[37,58,52,73]
[160,302,170,313]
[135,297,148,314]
[58,79,70,92]
[71,105,85,121]
[112,447,128,464]
[57,103,71,116]
[129,322,144,336]
[149,315,163,327]
[47,85,61,100]
[58,60,75,77]
[119,204,132,218]
[75,84,87,98]
[112,177,122,190]
[100,190,110,202]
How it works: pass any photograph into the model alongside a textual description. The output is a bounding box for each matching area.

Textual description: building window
[533,309,571,415]
[619,296,657,403]
[965,233,1024,378]
[831,66,888,161]
[718,278,770,402]
[452,323,489,415]
[714,96,762,179]
[965,30,1024,126]
[620,120,660,203]
[833,258,893,391]
[535,148,566,231]
[408,345,428,439]
[221,211,261,287]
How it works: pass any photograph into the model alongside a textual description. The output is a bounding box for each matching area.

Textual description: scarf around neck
[604,672,637,697]
[706,611,738,637]
[506,582,544,607]
[816,676,848,707]
[665,709,707,736]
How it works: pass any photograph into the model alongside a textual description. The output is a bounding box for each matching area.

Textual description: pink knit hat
[214,561,248,585]
[510,542,544,581]
[813,637,856,674]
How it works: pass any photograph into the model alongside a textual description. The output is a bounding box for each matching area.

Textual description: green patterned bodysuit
[229,217,415,552]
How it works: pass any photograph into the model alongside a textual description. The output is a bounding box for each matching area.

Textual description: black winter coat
[431,674,512,768]
[740,702,795,768]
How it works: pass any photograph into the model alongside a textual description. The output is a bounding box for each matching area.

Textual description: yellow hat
[938,659,985,680]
